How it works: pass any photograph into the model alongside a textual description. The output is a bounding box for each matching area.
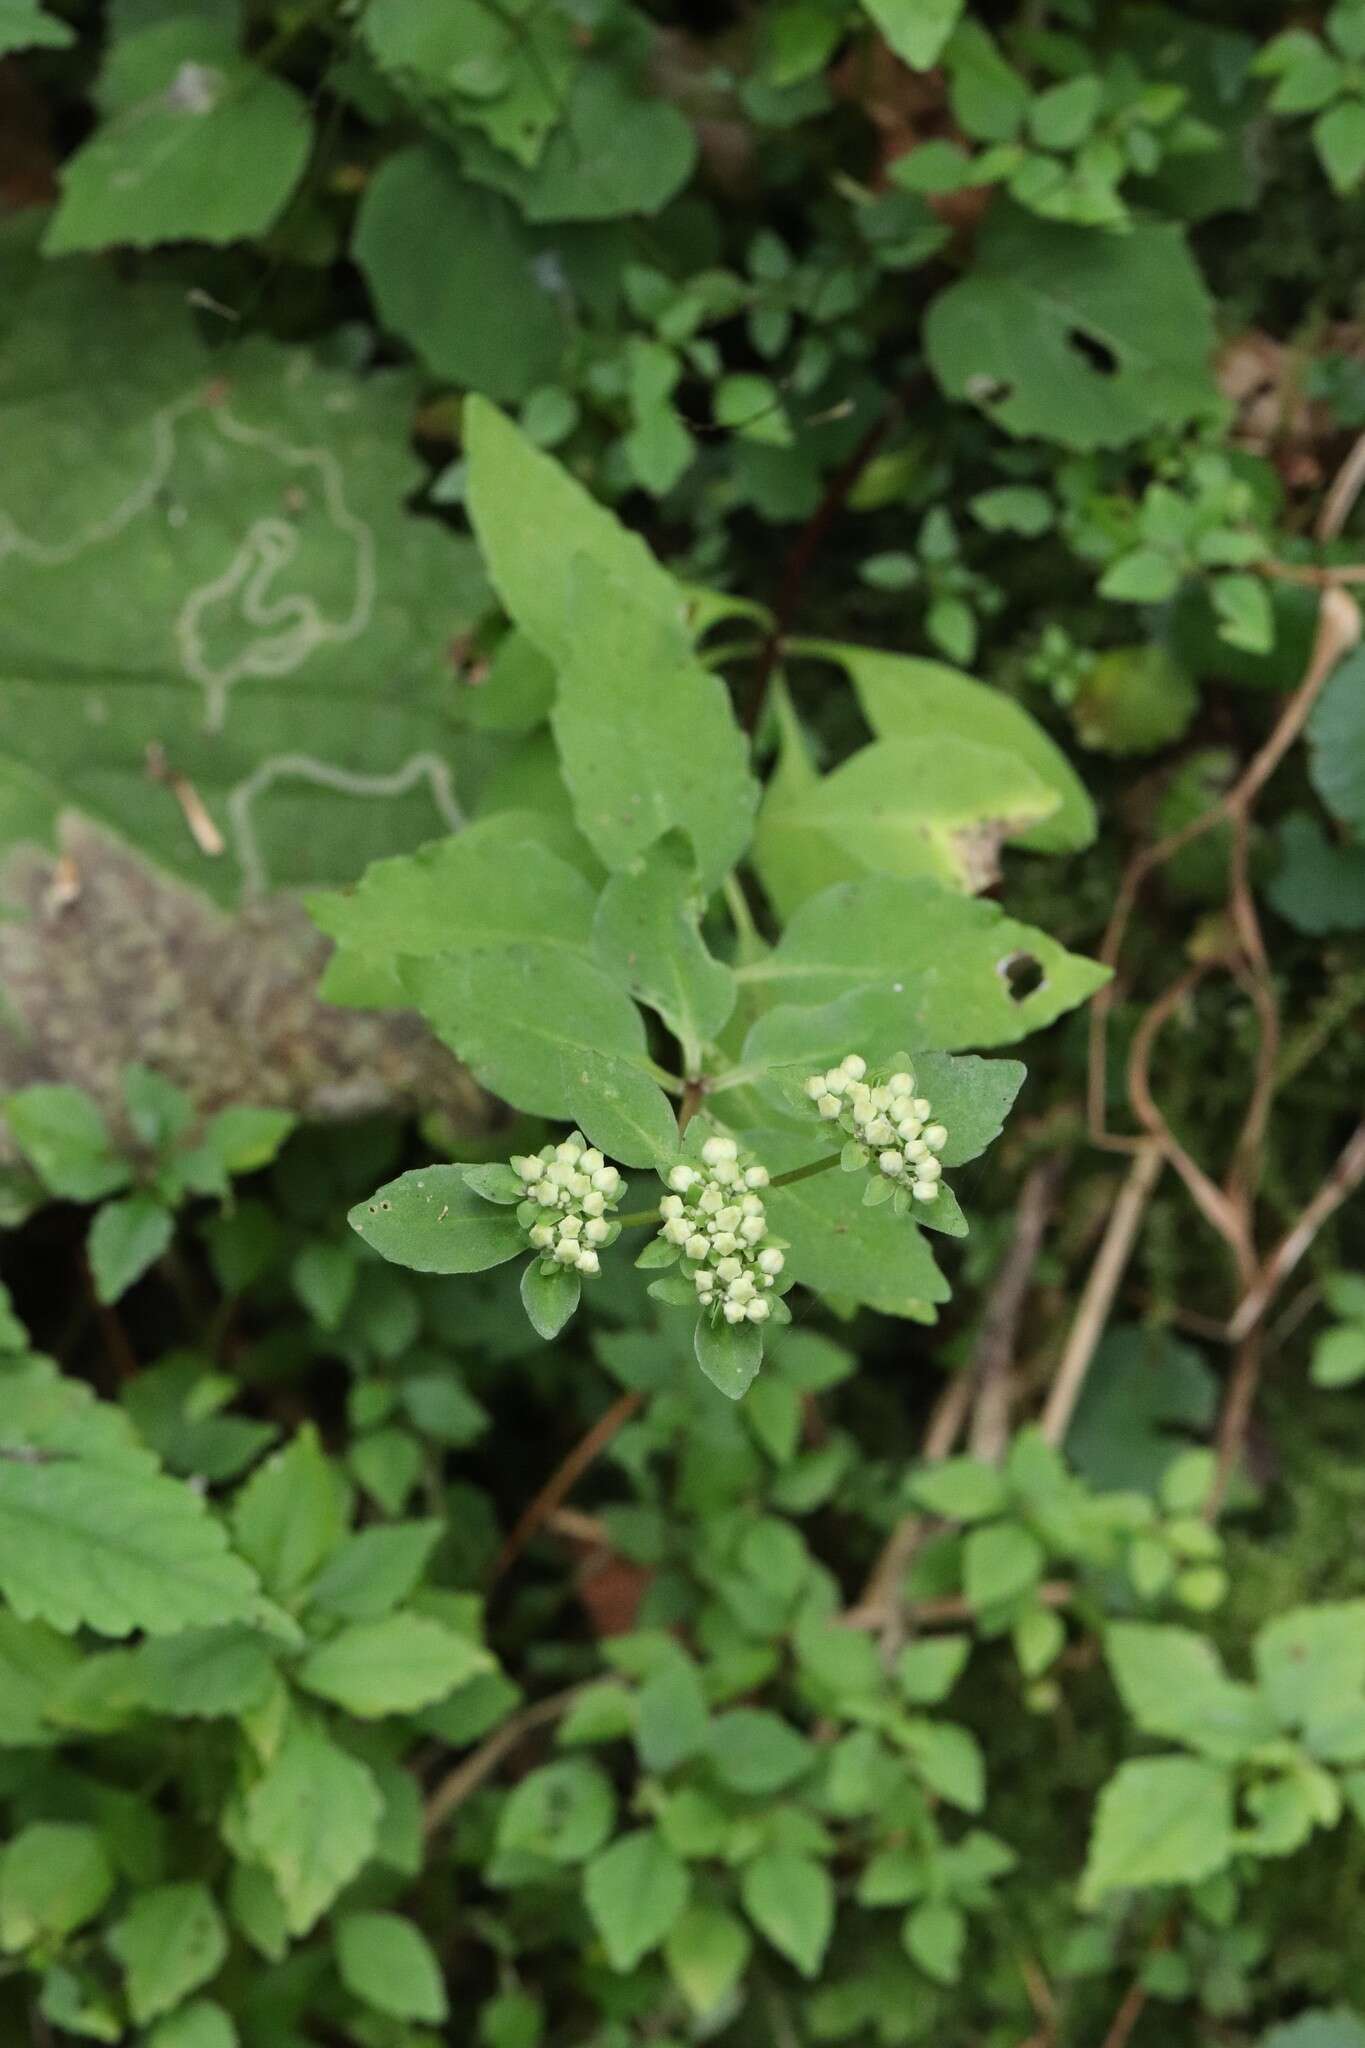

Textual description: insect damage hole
[1065,327,1119,377]
[998,951,1046,1002]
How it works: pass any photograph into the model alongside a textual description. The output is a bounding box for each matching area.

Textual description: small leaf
[584,1828,690,1972]
[88,1193,173,1305]
[963,1522,1045,1609]
[108,1882,227,2026]
[665,1903,751,2019]
[903,1898,965,1984]
[335,1911,448,2023]
[708,1709,814,1794]
[497,1760,616,1865]
[694,1314,764,1399]
[298,1613,491,1718]
[0,1823,113,1949]
[3,1085,129,1201]
[242,1710,382,1935]
[521,1259,581,1341]
[741,1850,833,1977]
[1080,1756,1234,1906]
[908,1458,1008,1521]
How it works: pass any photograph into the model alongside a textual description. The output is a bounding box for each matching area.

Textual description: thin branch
[1316,433,1365,540]
[490,1393,641,1584]
[1040,1143,1165,1449]
[1227,1119,1365,1342]
[968,1160,1065,1463]
[1207,1325,1262,1520]
[846,1369,976,1647]
[424,1684,586,1835]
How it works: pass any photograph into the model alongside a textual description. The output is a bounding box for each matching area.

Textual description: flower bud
[659,1194,684,1219]
[879,1150,903,1177]
[744,1166,769,1189]
[712,1231,739,1256]
[741,1193,765,1216]
[897,1117,922,1141]
[889,1072,914,1096]
[569,1173,590,1198]
[535,1182,559,1207]
[841,1053,867,1080]
[529,1224,554,1249]
[593,1166,621,1197]
[758,1247,784,1276]
[817,1093,841,1120]
[702,1134,738,1164]
[577,1249,600,1276]
[740,1215,766,1244]
[716,1256,742,1283]
[729,1274,756,1304]
[822,1069,848,1095]
[911,1097,931,1119]
[585,1217,611,1244]
[558,1213,582,1239]
[867,1117,895,1147]
[512,1155,542,1181]
[904,1139,927,1163]
[663,1217,690,1245]
[685,1233,709,1261]
[716,1205,741,1232]
[917,1156,942,1181]
[746,1297,770,1322]
[698,1185,723,1214]
[804,1074,826,1100]
[667,1165,697,1193]
[723,1300,747,1324]
[554,1238,580,1263]
[580,1148,605,1174]
[555,1140,582,1164]
[924,1124,948,1152]
[582,1190,606,1217]
[913,1180,939,1202]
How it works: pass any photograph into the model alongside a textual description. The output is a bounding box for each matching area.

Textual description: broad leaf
[306,1521,442,1623]
[335,1911,448,2024]
[0,1823,113,1948]
[751,677,863,922]
[1080,1756,1234,1905]
[798,639,1095,852]
[46,14,310,254]
[1254,1603,1365,1742]
[403,948,678,1167]
[1307,648,1365,834]
[88,1192,174,1305]
[108,1882,227,2026]
[741,1850,833,1978]
[299,1612,492,1717]
[1066,1325,1217,1493]
[1105,1624,1277,1760]
[0,241,487,899]
[734,876,1109,1049]
[350,1168,525,1275]
[360,0,580,166]
[127,1626,277,1720]
[0,0,72,53]
[354,147,564,401]
[242,1709,383,1934]
[521,1260,581,1341]
[3,1085,129,1202]
[497,1760,616,1865]
[593,833,736,1061]
[694,1313,765,1399]
[862,0,964,69]
[665,1904,751,2020]
[1268,814,1365,936]
[230,1425,349,1602]
[924,207,1217,450]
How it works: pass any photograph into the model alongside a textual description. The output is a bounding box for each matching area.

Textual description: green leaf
[944,19,1028,140]
[4,1085,130,1201]
[584,1828,691,1972]
[143,2001,236,2048]
[1312,1323,1365,1388]
[1268,814,1365,936]
[741,1850,833,1978]
[197,1106,295,1178]
[771,735,1060,896]
[350,1167,525,1275]
[900,1717,985,1811]
[1316,99,1365,192]
[637,1656,711,1772]
[242,1709,383,1935]
[1031,73,1103,150]
[1099,546,1183,603]
[108,1882,227,2026]
[307,1521,442,1623]
[964,1522,1046,1608]
[1254,1602,1365,1739]
[335,1911,448,2023]
[924,206,1217,450]
[1066,1325,1217,1492]
[694,1313,766,1398]
[497,1760,616,1865]
[908,1456,1008,1520]
[127,1625,277,1719]
[230,1425,349,1602]
[552,557,758,894]
[1262,2014,1365,2048]
[737,875,1109,1050]
[0,1447,260,1638]
[1308,648,1365,834]
[0,1824,113,1950]
[123,1063,192,1150]
[1105,1624,1277,1760]
[464,396,680,670]
[45,15,311,253]
[903,1899,965,1984]
[0,0,73,53]
[896,1636,971,1704]
[0,1612,82,1748]
[1080,1757,1234,1906]
[0,252,488,899]
[521,1257,582,1341]
[862,0,964,70]
[299,1612,491,1717]
[709,1709,815,1793]
[360,0,579,166]
[354,147,564,402]
[665,1903,752,2019]
[88,1192,174,1305]
[593,833,736,1059]
[749,1128,949,1321]
[456,59,696,222]
[403,950,677,1169]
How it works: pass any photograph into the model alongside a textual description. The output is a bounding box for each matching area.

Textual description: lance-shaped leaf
[403,947,678,1168]
[242,1709,382,1935]
[350,1168,524,1275]
[593,833,736,1063]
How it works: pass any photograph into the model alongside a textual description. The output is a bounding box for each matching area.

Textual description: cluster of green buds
[805,1053,949,1206]
[658,1133,784,1326]
[512,1132,626,1278]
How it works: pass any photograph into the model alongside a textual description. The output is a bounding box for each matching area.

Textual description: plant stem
[614,1149,841,1232]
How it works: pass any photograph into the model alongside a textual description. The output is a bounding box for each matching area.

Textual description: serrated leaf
[336,1911,448,2023]
[0,1823,113,1949]
[964,1522,1045,1608]
[299,1612,491,1717]
[0,1449,260,1638]
[1066,1325,1217,1493]
[665,1902,751,2019]
[230,1425,349,1602]
[735,876,1108,1050]
[1080,1756,1234,1906]
[108,1882,227,2026]
[403,949,678,1168]
[497,1759,616,1865]
[89,1192,174,1305]
[361,0,578,164]
[242,1709,382,1934]
[740,1850,833,1977]
[801,638,1094,853]
[351,1167,526,1274]
[584,1828,690,1972]
[708,1709,814,1793]
[4,1085,129,1201]
[593,832,736,1059]
[355,147,564,401]
[1104,1624,1277,1760]
[306,1521,441,1623]
[45,16,310,254]
[924,206,1217,450]
[127,1625,277,1720]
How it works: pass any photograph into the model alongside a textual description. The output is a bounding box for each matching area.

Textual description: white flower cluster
[511,1132,625,1278]
[805,1053,948,1203]
[658,1134,783,1325]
